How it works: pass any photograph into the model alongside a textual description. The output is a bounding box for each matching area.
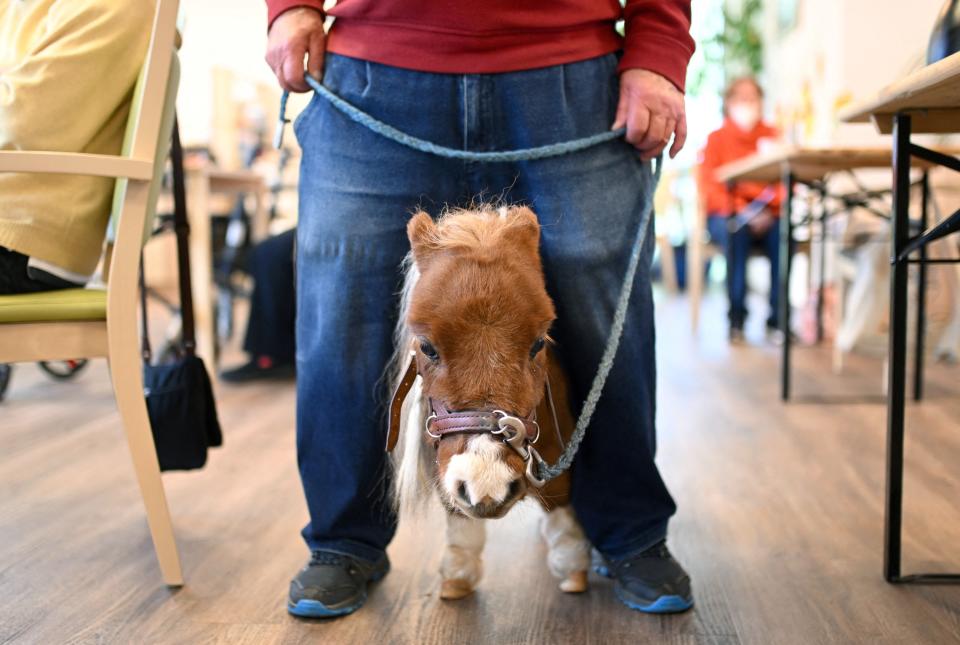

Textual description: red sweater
[265,1,695,91]
[698,119,783,217]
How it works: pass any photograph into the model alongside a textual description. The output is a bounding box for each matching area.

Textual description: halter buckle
[492,410,529,457]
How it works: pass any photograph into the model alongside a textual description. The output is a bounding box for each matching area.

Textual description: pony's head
[403,205,555,519]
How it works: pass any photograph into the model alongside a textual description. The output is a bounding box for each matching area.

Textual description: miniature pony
[387,205,591,599]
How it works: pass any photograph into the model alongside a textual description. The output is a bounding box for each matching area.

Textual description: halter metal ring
[424,413,440,439]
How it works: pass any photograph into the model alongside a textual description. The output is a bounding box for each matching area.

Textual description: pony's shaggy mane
[415,204,535,256]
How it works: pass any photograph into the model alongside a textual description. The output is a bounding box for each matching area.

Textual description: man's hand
[747,210,776,236]
[612,69,688,160]
[266,7,326,92]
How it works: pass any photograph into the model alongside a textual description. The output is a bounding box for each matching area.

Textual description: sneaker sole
[287,596,367,618]
[287,567,388,619]
[615,587,694,614]
[596,563,694,614]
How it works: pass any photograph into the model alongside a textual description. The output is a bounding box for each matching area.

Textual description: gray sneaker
[288,550,390,618]
[594,541,693,614]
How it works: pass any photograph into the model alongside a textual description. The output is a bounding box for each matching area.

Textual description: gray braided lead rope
[276,79,661,483]
[535,160,660,482]
[277,77,627,161]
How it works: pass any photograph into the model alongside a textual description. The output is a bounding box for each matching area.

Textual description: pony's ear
[506,205,541,254]
[407,210,438,265]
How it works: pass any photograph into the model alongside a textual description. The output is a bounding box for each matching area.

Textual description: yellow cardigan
[0,0,154,276]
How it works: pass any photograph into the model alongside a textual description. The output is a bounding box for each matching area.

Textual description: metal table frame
[884,113,960,584]
[776,171,931,403]
[724,166,927,404]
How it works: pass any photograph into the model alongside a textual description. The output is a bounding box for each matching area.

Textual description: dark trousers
[242,229,296,363]
[0,247,73,295]
[293,53,675,563]
[706,215,781,328]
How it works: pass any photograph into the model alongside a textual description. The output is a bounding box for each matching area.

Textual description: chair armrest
[0,151,153,180]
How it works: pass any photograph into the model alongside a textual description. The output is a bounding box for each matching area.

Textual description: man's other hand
[613,69,688,161]
[266,7,325,92]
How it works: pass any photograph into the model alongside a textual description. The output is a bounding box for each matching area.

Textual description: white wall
[176,0,277,146]
[762,0,945,145]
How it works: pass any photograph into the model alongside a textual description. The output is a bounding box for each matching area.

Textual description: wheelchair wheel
[0,364,11,402]
[38,359,89,380]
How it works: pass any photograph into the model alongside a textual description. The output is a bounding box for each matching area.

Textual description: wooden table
[715,146,947,184]
[183,166,268,371]
[841,51,960,584]
[716,146,941,403]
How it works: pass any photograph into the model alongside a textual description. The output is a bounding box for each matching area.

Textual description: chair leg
[108,347,184,586]
[833,276,846,374]
[689,242,704,333]
[109,349,184,586]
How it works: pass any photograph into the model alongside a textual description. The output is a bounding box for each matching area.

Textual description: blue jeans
[706,214,781,328]
[294,53,675,563]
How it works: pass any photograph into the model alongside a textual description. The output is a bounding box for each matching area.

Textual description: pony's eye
[419,339,439,361]
[529,337,546,359]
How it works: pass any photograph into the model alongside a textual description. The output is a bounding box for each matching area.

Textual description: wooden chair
[0,0,183,586]
[688,168,723,333]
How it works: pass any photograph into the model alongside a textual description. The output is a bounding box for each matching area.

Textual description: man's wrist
[267,1,324,31]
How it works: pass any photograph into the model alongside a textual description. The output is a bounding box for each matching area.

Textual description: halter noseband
[386,351,550,488]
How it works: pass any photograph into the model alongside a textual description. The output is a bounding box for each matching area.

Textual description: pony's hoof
[560,570,588,593]
[440,579,475,600]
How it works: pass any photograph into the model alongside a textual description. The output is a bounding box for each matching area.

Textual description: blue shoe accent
[615,589,694,614]
[288,596,367,618]
[287,555,390,618]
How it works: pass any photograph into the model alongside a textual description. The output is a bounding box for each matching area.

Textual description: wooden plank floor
[2,291,959,644]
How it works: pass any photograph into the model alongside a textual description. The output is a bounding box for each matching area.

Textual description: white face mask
[728,103,761,132]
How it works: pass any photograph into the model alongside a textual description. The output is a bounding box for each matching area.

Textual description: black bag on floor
[141,117,222,471]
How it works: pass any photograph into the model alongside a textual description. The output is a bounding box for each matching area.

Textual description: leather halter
[386,350,551,487]
[425,399,540,445]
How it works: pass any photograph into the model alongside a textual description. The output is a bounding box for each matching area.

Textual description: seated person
[0,0,152,295]
[698,77,784,342]
[220,228,296,382]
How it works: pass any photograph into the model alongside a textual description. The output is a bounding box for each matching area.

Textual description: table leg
[914,172,929,402]
[185,171,217,372]
[780,170,795,401]
[885,113,912,582]
[816,186,827,343]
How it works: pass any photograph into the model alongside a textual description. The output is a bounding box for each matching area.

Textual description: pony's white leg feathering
[540,505,590,593]
[440,513,486,600]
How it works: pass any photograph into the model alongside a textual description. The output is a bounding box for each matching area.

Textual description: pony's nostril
[457,481,470,504]
[507,478,522,501]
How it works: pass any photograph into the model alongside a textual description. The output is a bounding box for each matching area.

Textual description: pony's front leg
[439,511,486,600]
[541,505,590,593]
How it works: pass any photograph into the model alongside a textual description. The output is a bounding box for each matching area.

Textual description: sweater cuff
[618,33,694,93]
[266,1,325,30]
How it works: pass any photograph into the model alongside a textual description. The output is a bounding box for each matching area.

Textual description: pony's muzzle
[453,475,525,519]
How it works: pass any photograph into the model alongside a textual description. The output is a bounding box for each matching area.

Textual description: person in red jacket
[265,1,696,618]
[699,77,785,342]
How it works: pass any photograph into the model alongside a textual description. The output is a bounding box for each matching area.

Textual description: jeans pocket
[293,55,372,145]
[293,92,322,143]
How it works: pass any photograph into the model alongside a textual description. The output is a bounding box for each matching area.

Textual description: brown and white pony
[387,205,590,600]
